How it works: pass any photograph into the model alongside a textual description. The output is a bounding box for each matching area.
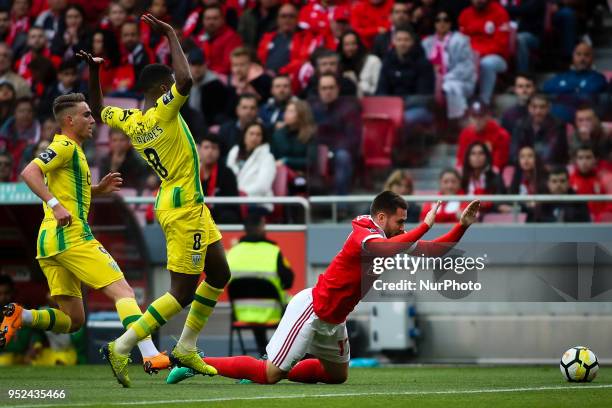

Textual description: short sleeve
[154,83,188,122]
[101,106,136,132]
[32,140,73,174]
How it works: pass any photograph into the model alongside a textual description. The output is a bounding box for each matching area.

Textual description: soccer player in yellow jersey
[81,13,231,387]
[0,93,170,377]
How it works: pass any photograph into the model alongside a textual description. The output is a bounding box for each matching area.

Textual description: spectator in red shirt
[14,27,61,86]
[350,0,393,49]
[420,168,466,223]
[460,141,506,213]
[569,144,608,221]
[139,0,172,63]
[298,0,337,51]
[257,3,311,79]
[119,21,152,89]
[459,0,510,104]
[456,99,510,171]
[194,5,242,75]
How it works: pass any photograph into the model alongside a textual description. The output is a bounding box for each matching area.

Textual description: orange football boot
[143,351,171,374]
[0,303,23,348]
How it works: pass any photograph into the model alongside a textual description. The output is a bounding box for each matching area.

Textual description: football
[559,346,599,382]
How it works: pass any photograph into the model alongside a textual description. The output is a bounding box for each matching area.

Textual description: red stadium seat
[273,164,289,197]
[360,97,404,170]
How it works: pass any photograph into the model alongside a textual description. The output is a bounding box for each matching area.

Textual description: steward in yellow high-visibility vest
[227,213,294,354]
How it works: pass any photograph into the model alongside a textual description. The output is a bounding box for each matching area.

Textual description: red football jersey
[312,215,387,325]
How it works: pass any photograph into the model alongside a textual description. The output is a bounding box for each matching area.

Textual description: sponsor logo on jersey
[38,148,57,164]
[162,90,174,105]
[103,108,114,122]
[135,125,164,144]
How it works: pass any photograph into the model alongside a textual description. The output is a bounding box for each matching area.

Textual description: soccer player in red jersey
[168,192,480,385]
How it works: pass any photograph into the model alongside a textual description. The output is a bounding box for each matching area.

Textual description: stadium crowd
[0,0,610,223]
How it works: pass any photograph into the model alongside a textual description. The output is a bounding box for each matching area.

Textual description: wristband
[47,197,60,208]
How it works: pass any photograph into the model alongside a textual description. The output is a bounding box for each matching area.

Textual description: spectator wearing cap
[376,26,435,127]
[35,0,68,42]
[372,0,413,60]
[338,30,382,97]
[310,74,362,196]
[511,94,568,167]
[422,9,476,119]
[14,27,61,86]
[188,47,231,128]
[503,0,546,73]
[500,73,536,133]
[119,21,152,89]
[259,75,294,130]
[350,0,394,49]
[257,3,310,78]
[456,99,510,171]
[199,133,242,223]
[459,0,510,104]
[228,46,272,104]
[542,42,608,124]
[0,43,30,98]
[194,5,242,75]
[238,0,280,49]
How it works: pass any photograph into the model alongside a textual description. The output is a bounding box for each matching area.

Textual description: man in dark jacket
[376,26,435,127]
[511,94,568,167]
[371,0,413,59]
[534,166,591,222]
[199,134,241,224]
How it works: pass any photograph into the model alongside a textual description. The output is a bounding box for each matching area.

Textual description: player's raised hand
[76,50,104,67]
[53,204,72,228]
[142,13,174,36]
[460,200,480,227]
[423,200,441,228]
[96,172,123,194]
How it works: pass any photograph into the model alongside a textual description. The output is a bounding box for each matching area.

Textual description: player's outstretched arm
[412,200,480,257]
[142,13,193,96]
[21,163,72,227]
[92,172,123,197]
[76,50,105,122]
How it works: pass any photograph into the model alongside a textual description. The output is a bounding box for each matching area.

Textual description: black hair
[515,72,535,83]
[548,166,569,178]
[200,133,220,146]
[137,63,173,93]
[237,121,267,161]
[394,24,416,37]
[370,191,408,216]
[244,211,265,235]
[575,143,596,157]
[237,93,258,105]
[91,28,121,67]
[338,30,367,76]
[527,93,549,106]
[461,141,497,193]
[52,93,86,119]
[315,48,339,64]
[509,145,548,194]
[58,58,78,73]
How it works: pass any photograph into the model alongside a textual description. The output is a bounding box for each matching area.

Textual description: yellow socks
[178,281,223,351]
[115,298,159,358]
[31,308,71,333]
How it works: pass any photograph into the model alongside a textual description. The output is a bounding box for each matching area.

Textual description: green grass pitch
[0,365,610,408]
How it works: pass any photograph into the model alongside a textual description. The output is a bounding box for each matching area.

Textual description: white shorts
[266,288,350,372]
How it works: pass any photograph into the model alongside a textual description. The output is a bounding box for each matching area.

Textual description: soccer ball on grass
[559,346,599,382]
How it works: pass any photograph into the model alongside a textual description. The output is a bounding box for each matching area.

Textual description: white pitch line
[4,384,612,408]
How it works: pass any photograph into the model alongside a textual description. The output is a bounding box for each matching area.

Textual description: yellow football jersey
[33,134,94,258]
[101,84,204,210]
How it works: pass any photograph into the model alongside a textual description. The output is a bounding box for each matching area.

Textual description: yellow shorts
[38,239,124,298]
[156,204,222,274]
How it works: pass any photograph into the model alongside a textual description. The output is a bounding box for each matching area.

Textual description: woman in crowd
[338,30,382,96]
[51,4,91,60]
[420,168,466,223]
[502,145,548,219]
[227,122,277,212]
[89,28,131,92]
[384,169,421,222]
[461,141,506,214]
[421,9,476,119]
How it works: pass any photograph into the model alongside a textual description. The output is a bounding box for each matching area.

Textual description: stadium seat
[482,213,527,223]
[360,97,404,170]
[272,164,289,197]
[227,277,285,356]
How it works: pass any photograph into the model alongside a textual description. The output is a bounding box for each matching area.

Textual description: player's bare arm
[423,200,442,228]
[20,163,72,227]
[142,13,193,95]
[460,200,480,227]
[91,172,123,197]
[76,50,105,122]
